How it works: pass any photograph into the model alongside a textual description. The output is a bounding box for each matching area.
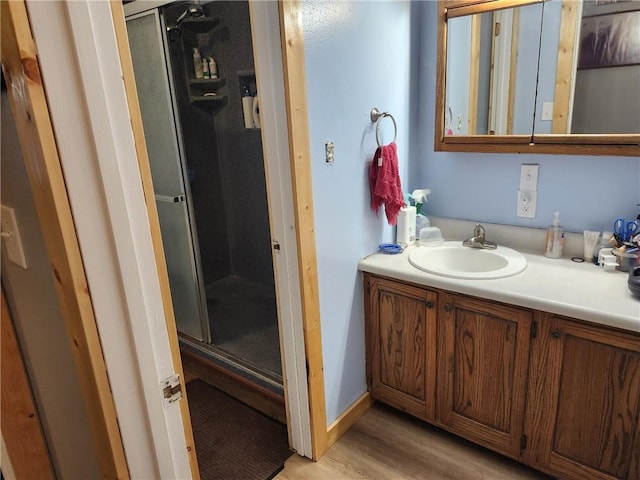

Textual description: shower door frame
[125,8,211,343]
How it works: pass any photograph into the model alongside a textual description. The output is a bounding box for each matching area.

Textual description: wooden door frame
[119,0,327,462]
[118,0,328,461]
[1,288,55,479]
[4,1,329,476]
[277,0,328,460]
[1,2,129,477]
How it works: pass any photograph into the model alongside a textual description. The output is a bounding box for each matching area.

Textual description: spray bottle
[411,189,431,236]
[544,212,564,259]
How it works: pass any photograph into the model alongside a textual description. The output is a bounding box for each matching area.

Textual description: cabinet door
[365,275,437,421]
[437,293,532,458]
[525,315,640,480]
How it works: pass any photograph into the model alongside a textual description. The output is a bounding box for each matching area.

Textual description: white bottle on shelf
[202,58,210,79]
[208,57,218,79]
[241,86,254,129]
[193,48,203,78]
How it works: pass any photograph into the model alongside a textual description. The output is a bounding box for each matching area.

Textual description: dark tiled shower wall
[167,1,274,288]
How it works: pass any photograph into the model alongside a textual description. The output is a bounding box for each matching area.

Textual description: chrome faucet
[462,224,497,249]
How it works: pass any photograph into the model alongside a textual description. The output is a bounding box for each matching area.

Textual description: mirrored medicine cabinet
[435,0,640,156]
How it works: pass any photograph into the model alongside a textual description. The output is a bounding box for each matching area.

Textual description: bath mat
[186,379,292,480]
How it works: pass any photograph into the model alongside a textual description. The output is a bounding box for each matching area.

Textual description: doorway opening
[125,0,283,398]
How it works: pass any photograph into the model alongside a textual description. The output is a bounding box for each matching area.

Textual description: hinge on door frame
[272,240,281,253]
[495,21,501,36]
[520,434,528,451]
[161,373,182,407]
[531,321,538,339]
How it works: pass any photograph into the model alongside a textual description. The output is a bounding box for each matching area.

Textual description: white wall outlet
[541,102,554,121]
[516,190,537,218]
[1,205,28,269]
[519,164,539,191]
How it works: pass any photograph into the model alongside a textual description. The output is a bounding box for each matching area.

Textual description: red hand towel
[369,142,405,225]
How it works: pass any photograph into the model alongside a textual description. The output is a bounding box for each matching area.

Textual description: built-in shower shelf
[189,77,226,93]
[181,17,220,34]
[189,94,227,111]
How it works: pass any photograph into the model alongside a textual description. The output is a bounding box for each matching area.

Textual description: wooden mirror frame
[435,0,640,156]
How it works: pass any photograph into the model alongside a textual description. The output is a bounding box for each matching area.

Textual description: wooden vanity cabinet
[437,292,533,460]
[524,314,640,480]
[363,273,640,480]
[364,274,438,421]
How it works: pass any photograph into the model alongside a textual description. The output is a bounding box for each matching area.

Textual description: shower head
[167,1,205,41]
[175,2,204,26]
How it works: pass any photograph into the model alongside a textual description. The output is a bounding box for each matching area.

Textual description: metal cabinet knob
[551,331,560,339]
[444,303,453,313]
[425,300,434,309]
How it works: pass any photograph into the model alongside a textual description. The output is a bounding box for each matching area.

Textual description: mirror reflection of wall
[445,2,543,136]
[571,1,640,134]
[443,0,640,138]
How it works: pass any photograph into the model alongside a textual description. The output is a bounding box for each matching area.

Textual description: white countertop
[358,244,640,334]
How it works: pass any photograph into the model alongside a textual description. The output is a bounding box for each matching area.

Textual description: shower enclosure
[125,1,281,391]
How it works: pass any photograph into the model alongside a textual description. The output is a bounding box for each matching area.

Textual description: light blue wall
[413,1,640,234]
[446,15,472,135]
[513,2,543,134]
[302,0,639,427]
[535,0,562,135]
[302,0,414,424]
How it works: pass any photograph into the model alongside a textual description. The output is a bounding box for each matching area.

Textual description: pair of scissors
[613,218,638,243]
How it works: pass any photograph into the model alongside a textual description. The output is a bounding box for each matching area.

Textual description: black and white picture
[578,9,640,69]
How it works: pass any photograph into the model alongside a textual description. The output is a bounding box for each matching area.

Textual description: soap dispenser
[544,212,564,258]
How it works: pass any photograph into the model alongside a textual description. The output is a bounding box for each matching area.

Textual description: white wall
[1,92,101,479]
[302,0,414,424]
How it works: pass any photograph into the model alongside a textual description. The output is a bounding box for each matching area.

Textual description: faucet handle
[473,224,486,238]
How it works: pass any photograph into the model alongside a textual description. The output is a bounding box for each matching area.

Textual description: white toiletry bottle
[593,231,614,265]
[208,57,218,79]
[544,212,564,258]
[241,86,255,129]
[396,206,417,245]
[202,58,210,79]
[193,48,203,79]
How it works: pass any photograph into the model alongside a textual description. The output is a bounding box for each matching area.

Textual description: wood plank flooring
[276,403,552,480]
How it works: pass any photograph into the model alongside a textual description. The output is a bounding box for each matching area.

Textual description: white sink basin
[408,241,527,279]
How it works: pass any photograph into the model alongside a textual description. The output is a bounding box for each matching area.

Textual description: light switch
[541,102,554,121]
[519,164,539,192]
[1,205,28,269]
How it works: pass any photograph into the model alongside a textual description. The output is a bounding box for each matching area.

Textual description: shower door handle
[155,194,186,203]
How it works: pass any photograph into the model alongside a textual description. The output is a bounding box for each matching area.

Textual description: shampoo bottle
[544,212,564,259]
[193,48,203,79]
[202,58,210,79]
[208,57,218,79]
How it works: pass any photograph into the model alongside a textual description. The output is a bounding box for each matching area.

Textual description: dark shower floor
[205,275,282,379]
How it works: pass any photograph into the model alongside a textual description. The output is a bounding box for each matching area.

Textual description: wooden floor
[276,403,552,480]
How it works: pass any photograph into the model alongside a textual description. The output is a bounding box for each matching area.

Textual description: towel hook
[371,107,397,147]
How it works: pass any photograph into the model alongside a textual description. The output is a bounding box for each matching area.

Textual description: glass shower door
[126,10,210,341]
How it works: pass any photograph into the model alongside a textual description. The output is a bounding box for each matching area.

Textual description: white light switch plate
[541,102,554,121]
[519,164,539,192]
[1,205,28,269]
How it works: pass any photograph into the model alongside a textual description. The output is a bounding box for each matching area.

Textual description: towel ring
[371,107,397,146]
